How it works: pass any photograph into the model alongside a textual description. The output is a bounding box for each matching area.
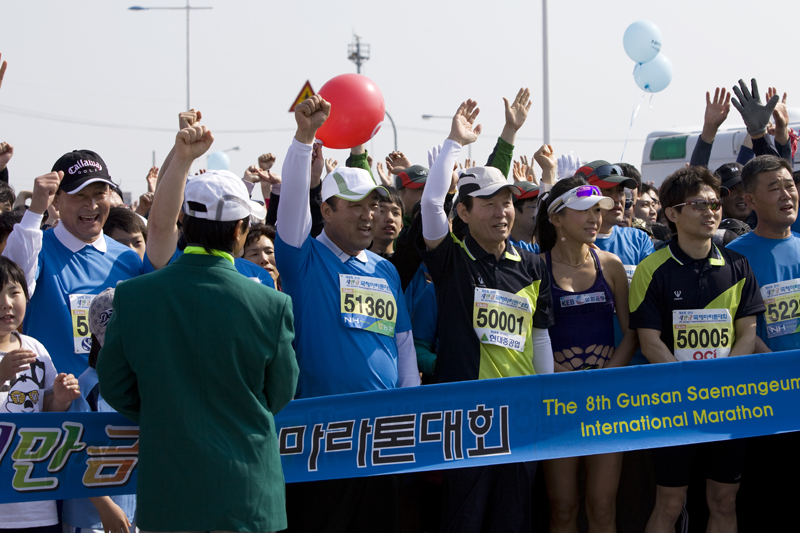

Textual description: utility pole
[348,33,396,150]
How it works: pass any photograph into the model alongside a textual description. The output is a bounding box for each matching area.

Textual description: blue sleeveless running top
[546,248,616,370]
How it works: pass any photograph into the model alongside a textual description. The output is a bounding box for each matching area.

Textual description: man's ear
[456,202,469,224]
[743,192,756,211]
[320,201,333,223]
[665,206,679,226]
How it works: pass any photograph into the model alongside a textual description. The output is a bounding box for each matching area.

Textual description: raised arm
[2,171,62,295]
[276,96,330,248]
[421,100,482,251]
[690,87,731,168]
[145,124,214,269]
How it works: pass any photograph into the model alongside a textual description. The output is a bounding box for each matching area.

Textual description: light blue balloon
[623,20,663,64]
[633,54,673,93]
[206,151,230,171]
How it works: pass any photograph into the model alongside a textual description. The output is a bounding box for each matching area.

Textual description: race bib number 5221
[761,279,800,339]
[339,274,397,337]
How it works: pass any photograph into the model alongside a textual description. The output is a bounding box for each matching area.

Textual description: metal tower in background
[347,34,370,74]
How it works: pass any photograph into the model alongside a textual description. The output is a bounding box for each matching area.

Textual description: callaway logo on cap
[51,150,117,194]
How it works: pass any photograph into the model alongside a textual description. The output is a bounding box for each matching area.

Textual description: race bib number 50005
[339,274,397,337]
[761,279,800,339]
[473,288,532,352]
[672,308,732,361]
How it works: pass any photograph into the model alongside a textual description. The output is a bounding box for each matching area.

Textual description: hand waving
[448,100,482,146]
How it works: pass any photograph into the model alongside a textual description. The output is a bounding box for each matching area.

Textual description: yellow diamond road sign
[289,81,316,112]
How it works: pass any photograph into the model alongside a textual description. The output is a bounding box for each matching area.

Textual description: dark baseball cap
[576,160,637,190]
[52,150,117,194]
[395,165,429,190]
[714,162,742,192]
[515,180,541,201]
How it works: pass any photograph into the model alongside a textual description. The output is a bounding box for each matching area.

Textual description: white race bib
[69,294,95,354]
[339,274,397,337]
[761,279,800,339]
[672,308,732,361]
[560,291,607,308]
[473,288,532,352]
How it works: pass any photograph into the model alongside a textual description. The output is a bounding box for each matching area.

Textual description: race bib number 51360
[339,274,397,337]
[672,308,732,361]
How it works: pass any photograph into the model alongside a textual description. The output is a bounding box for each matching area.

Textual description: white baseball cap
[457,167,523,199]
[183,170,267,221]
[321,167,388,203]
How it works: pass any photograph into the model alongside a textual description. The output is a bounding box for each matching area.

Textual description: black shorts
[652,439,746,487]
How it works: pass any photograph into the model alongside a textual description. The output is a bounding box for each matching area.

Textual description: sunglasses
[671,199,722,212]
[548,185,603,214]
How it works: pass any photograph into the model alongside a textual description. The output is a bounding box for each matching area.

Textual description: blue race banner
[2,351,800,503]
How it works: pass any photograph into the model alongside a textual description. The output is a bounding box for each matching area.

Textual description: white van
[641,110,800,186]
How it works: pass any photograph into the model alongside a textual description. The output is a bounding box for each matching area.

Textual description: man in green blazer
[98,123,298,533]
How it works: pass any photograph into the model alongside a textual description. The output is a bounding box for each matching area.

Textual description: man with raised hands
[2,150,142,376]
[276,95,419,532]
[419,99,554,533]
[144,109,273,287]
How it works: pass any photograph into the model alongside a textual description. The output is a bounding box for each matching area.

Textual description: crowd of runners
[0,49,798,532]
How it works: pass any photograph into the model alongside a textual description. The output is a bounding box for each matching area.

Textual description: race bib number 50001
[761,279,800,339]
[672,308,732,361]
[339,274,397,337]
[69,294,95,354]
[473,288,532,352]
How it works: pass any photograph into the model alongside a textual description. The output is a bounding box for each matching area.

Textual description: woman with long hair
[535,176,638,532]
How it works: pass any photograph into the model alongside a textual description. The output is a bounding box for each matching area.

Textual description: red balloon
[316,74,385,149]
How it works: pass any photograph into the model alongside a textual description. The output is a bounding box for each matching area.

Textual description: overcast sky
[1,0,798,201]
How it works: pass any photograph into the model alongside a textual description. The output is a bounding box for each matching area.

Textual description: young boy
[63,288,136,533]
[369,186,404,258]
[103,207,147,261]
[0,256,80,533]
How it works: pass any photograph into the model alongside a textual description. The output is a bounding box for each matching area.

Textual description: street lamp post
[129,0,212,110]
[422,114,472,159]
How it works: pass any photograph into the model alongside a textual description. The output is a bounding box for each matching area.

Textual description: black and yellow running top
[418,231,554,383]
[629,238,764,357]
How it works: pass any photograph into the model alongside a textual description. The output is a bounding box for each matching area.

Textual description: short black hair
[0,182,16,208]
[0,256,29,301]
[534,175,588,252]
[617,163,642,194]
[640,183,658,198]
[0,211,22,244]
[104,207,147,241]
[379,186,405,221]
[741,155,794,193]
[659,166,722,234]
[245,223,276,249]
[181,214,249,254]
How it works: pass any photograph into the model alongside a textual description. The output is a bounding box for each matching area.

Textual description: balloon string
[621,88,646,161]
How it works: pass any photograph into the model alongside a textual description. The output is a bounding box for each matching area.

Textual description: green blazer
[98,253,298,532]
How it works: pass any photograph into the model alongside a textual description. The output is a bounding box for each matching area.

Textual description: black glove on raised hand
[731,78,779,137]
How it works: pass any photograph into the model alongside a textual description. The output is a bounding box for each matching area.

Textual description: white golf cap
[321,167,388,203]
[457,167,523,199]
[183,170,267,222]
